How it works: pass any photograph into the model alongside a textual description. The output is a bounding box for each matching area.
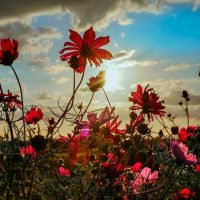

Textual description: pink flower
[171,141,197,165]
[140,167,158,183]
[131,167,158,194]
[58,166,70,177]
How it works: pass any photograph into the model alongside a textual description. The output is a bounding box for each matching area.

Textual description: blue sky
[0,0,200,131]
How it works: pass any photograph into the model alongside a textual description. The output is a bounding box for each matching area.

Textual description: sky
[0,0,200,133]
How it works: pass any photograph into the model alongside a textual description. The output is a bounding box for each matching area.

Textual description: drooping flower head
[129,84,166,121]
[21,145,36,158]
[0,38,18,66]
[25,107,43,124]
[60,27,112,73]
[87,70,105,92]
[171,141,198,165]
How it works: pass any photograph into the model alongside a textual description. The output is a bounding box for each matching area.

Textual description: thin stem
[10,65,26,142]
[28,154,38,200]
[155,115,173,139]
[102,88,113,112]
[81,92,94,120]
[185,100,190,127]
[47,70,85,136]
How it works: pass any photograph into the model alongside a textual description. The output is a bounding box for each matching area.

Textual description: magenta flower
[171,141,198,165]
[58,166,70,177]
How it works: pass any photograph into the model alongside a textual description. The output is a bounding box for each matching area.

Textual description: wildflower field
[0,26,200,200]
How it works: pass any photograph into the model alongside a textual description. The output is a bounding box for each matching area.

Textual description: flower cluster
[0,27,200,200]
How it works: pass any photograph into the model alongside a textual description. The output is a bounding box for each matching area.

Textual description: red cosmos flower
[105,115,125,135]
[0,38,18,66]
[0,90,22,109]
[60,27,112,73]
[179,126,196,142]
[25,107,43,124]
[129,84,166,121]
[174,188,195,200]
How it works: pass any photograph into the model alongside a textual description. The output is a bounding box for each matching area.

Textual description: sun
[104,68,120,92]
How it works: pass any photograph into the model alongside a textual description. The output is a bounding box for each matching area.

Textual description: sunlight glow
[104,68,121,92]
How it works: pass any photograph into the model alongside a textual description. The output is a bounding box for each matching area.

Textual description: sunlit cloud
[164,63,200,72]
[52,77,69,85]
[113,49,135,61]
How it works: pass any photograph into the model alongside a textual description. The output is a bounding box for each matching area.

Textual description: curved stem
[102,88,113,112]
[81,92,94,120]
[155,115,173,139]
[10,65,26,141]
[47,70,85,136]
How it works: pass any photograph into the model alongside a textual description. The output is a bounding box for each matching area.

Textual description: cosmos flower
[0,90,22,110]
[131,167,158,194]
[174,188,195,200]
[129,84,166,121]
[87,70,105,92]
[60,27,112,73]
[0,38,18,66]
[178,126,196,142]
[58,166,70,177]
[171,141,198,165]
[24,107,43,124]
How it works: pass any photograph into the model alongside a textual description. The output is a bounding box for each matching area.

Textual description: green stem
[81,92,94,120]
[10,65,26,142]
[102,88,113,112]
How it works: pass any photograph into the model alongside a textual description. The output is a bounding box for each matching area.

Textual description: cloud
[158,0,200,11]
[34,91,53,101]
[164,63,200,72]
[51,77,69,85]
[22,56,67,75]
[0,0,161,31]
[115,59,159,68]
[44,64,67,75]
[0,22,61,55]
[113,50,135,61]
